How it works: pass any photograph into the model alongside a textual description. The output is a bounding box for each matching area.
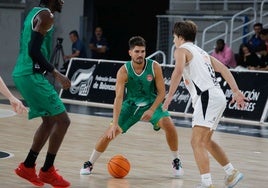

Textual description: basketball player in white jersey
[163,21,248,188]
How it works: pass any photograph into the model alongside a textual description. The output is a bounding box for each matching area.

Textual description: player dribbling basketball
[80,36,184,178]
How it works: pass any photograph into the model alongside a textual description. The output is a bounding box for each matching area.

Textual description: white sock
[171,150,180,160]
[89,149,102,164]
[201,173,212,186]
[223,163,235,175]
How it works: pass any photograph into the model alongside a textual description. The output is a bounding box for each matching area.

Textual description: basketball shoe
[39,166,70,188]
[80,161,93,175]
[15,162,44,187]
[195,183,215,188]
[172,158,184,177]
[224,169,243,188]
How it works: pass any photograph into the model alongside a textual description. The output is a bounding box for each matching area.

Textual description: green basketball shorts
[13,74,66,119]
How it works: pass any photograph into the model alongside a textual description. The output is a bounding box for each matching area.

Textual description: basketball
[107,154,130,178]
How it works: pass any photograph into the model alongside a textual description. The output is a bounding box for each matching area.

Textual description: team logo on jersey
[147,74,153,81]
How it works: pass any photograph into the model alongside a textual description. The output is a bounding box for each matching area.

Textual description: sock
[24,149,39,168]
[171,150,180,160]
[89,149,102,164]
[201,173,212,186]
[41,152,56,172]
[223,163,235,175]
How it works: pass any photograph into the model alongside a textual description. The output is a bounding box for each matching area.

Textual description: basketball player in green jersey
[12,0,71,187]
[80,36,184,178]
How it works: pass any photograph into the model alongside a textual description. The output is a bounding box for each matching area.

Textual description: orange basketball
[107,154,130,178]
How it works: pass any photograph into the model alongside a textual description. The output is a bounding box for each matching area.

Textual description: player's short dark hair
[173,20,197,42]
[128,36,146,49]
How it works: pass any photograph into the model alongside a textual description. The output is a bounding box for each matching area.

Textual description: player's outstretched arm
[0,76,27,114]
[210,56,249,109]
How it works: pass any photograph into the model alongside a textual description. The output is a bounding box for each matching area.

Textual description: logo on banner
[225,89,260,112]
[218,76,260,112]
[215,71,268,121]
[69,65,96,96]
[164,77,190,104]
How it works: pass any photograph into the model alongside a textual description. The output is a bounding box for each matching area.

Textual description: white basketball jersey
[179,42,221,105]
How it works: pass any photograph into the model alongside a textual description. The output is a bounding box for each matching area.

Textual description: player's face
[173,34,183,47]
[53,0,64,13]
[129,46,146,64]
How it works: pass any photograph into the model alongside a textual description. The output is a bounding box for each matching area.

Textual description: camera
[57,37,63,45]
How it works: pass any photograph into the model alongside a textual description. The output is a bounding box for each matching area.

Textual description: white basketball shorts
[192,87,226,130]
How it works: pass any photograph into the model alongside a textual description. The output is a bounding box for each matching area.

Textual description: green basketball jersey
[12,7,53,77]
[124,59,157,106]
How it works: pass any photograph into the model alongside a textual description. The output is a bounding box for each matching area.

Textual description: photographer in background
[61,30,87,73]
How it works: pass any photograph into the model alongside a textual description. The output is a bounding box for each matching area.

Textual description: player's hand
[9,96,28,114]
[106,123,118,139]
[141,109,154,121]
[230,90,249,110]
[53,69,71,89]
[60,75,71,90]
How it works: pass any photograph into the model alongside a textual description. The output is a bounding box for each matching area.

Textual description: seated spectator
[211,39,237,68]
[260,28,268,53]
[247,23,266,53]
[237,43,265,70]
[61,30,87,73]
[89,27,109,59]
[258,28,268,71]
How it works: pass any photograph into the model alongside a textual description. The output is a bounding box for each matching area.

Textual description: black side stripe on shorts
[201,90,209,119]
[193,82,209,119]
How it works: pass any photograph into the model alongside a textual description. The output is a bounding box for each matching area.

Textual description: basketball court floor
[0,90,268,188]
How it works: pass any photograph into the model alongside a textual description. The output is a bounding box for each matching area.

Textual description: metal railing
[201,21,229,54]
[168,8,255,64]
[229,7,257,49]
[147,50,166,65]
[260,0,268,27]
[171,0,261,11]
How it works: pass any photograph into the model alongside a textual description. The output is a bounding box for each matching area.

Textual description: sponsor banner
[87,62,122,104]
[218,71,268,121]
[162,68,267,121]
[162,66,191,113]
[61,59,98,101]
[61,59,267,122]
[60,59,123,104]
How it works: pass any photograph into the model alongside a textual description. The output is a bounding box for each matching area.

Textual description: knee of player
[191,137,206,148]
[158,117,175,128]
[58,116,71,127]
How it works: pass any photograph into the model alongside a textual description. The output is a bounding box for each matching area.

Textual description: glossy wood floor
[0,101,268,188]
